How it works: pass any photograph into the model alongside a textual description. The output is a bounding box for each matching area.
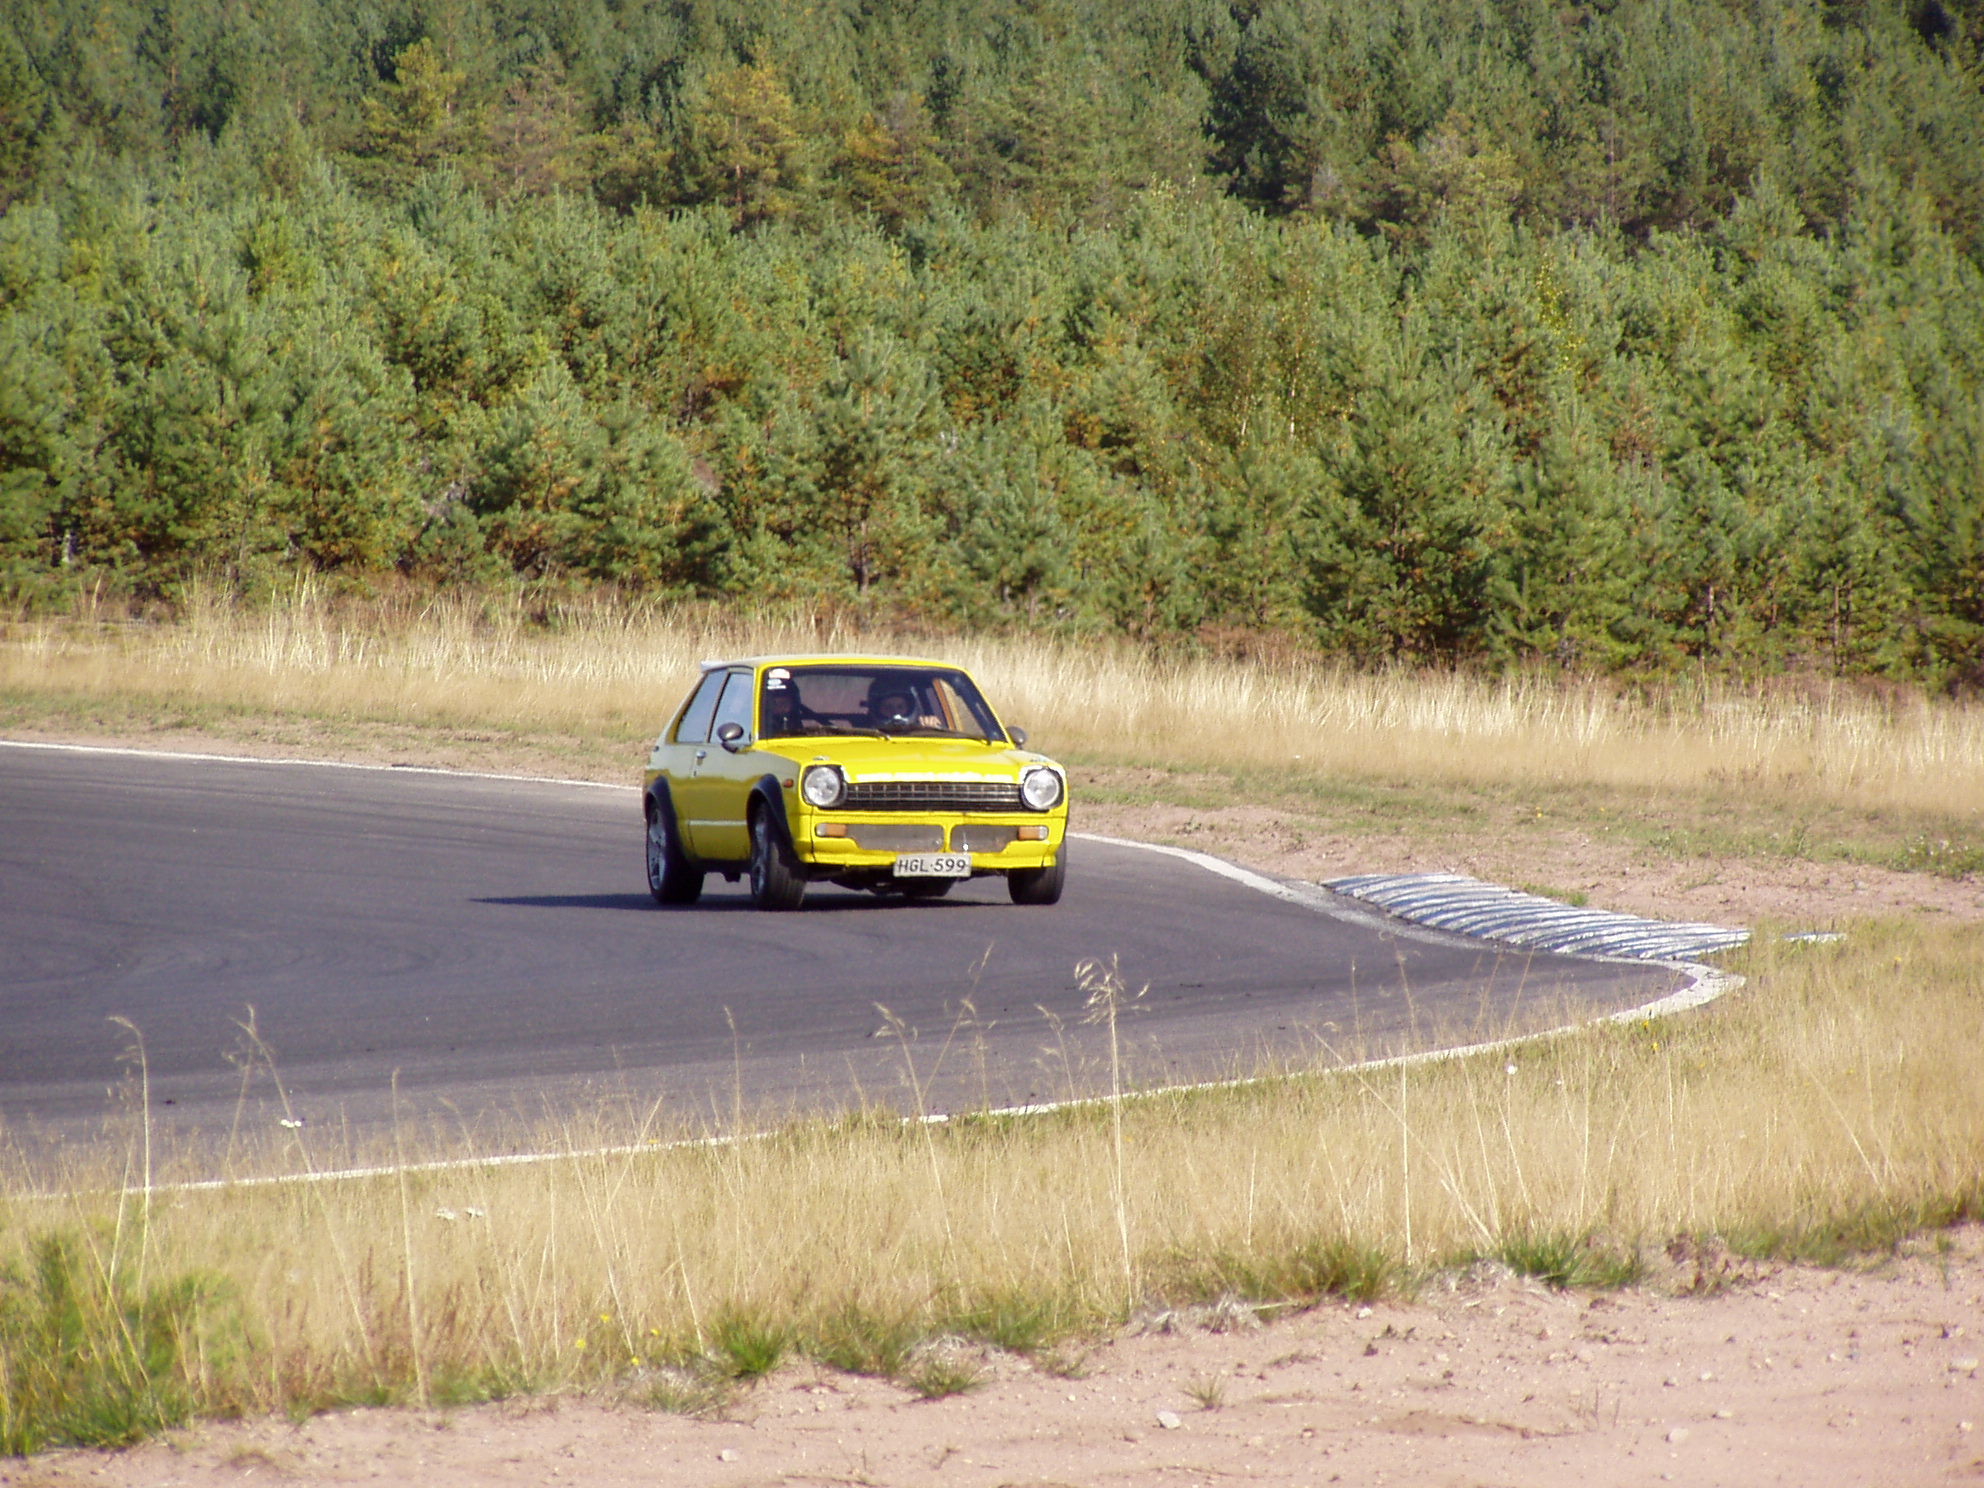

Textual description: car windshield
[758,665,1007,742]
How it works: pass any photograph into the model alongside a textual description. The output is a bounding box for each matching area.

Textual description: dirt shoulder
[16,1234,1982,1488]
[1073,795,1983,929]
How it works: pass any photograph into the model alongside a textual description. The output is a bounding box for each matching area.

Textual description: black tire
[646,801,704,906]
[1006,849,1066,906]
[899,878,954,899]
[749,806,807,911]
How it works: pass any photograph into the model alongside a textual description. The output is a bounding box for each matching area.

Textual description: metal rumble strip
[1324,871,1752,961]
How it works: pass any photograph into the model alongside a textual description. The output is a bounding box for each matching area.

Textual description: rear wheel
[749,807,807,911]
[646,803,704,905]
[899,878,954,899]
[1006,849,1065,906]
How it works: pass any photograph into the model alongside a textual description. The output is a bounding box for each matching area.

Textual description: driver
[866,682,942,731]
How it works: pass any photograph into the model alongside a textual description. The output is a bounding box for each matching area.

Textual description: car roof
[697,653,969,673]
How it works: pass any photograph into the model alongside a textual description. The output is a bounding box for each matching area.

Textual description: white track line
[3,737,1740,1193]
[132,967,1739,1196]
[0,736,627,793]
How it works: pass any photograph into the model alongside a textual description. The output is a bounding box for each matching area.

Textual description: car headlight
[800,764,846,809]
[1020,766,1063,811]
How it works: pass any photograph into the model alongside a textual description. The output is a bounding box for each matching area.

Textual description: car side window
[673,671,726,744]
[711,670,755,741]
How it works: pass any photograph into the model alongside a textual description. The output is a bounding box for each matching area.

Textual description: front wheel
[749,807,807,911]
[646,804,704,906]
[1006,850,1065,906]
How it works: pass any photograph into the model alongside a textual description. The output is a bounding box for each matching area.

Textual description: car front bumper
[794,813,1063,872]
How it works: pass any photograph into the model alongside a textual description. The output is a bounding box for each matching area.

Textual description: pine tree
[833,91,953,230]
[1301,325,1508,661]
[487,54,590,199]
[679,58,810,229]
[1487,413,1635,669]
[0,27,54,209]
[354,39,479,196]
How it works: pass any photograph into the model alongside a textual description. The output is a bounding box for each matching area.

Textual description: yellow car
[642,655,1068,910]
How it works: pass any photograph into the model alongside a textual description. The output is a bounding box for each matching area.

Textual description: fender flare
[747,775,797,855]
[643,780,677,826]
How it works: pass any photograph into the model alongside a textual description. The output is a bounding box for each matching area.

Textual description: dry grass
[3,585,1981,1447]
[5,581,1983,821]
[3,921,1978,1439]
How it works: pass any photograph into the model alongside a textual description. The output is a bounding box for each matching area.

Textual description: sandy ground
[1072,795,1984,930]
[4,728,1981,1485]
[11,1237,1981,1488]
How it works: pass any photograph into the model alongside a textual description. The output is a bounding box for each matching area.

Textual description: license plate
[894,852,971,878]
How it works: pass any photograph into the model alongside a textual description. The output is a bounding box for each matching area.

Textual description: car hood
[754,736,1055,782]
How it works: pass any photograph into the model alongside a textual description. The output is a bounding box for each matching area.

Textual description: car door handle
[694,750,708,761]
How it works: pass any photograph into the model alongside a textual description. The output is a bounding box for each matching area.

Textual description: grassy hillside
[5,0,1984,682]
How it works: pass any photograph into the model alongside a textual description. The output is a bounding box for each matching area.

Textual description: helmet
[867,682,917,727]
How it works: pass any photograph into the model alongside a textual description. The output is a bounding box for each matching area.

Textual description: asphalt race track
[0,743,1690,1158]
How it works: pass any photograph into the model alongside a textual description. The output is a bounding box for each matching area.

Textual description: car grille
[843,824,944,852]
[843,780,1023,813]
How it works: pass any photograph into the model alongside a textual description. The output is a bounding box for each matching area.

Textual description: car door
[677,667,757,862]
[653,668,724,848]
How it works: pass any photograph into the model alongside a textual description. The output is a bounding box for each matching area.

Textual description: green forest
[3,0,1982,684]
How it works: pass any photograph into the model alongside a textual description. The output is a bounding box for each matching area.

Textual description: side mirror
[716,721,746,752]
[1008,725,1028,748]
